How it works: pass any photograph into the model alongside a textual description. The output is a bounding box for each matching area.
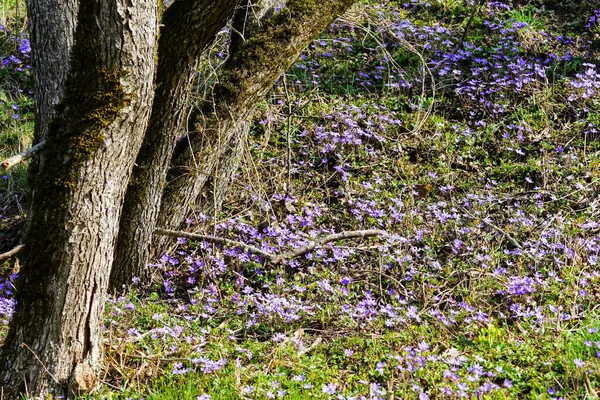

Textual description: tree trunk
[26,0,78,146]
[154,0,356,253]
[229,0,286,55]
[110,0,239,291]
[26,0,78,178]
[155,117,250,249]
[0,0,157,397]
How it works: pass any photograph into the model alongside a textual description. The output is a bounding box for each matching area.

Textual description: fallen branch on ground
[1,141,46,171]
[0,244,24,261]
[154,228,274,260]
[154,228,385,264]
[270,229,386,264]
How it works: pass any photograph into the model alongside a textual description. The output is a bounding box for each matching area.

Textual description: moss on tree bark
[0,0,157,396]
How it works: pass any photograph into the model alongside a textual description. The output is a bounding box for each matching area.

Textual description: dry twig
[460,207,523,250]
[154,228,274,259]
[0,244,24,261]
[154,228,385,264]
[1,141,46,171]
[270,229,386,264]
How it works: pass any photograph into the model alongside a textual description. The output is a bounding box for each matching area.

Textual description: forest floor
[1,0,600,398]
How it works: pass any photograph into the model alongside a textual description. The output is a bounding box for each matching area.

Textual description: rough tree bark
[0,0,157,397]
[111,0,296,289]
[26,0,77,147]
[154,0,356,253]
[229,0,286,55]
[110,0,287,289]
[109,0,239,290]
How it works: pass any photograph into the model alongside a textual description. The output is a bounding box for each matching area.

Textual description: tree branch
[0,244,24,261]
[154,228,385,264]
[270,229,386,264]
[154,228,274,260]
[1,141,46,171]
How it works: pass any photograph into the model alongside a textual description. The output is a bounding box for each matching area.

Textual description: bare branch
[0,244,24,261]
[154,228,275,260]
[454,0,482,53]
[1,141,46,171]
[480,218,523,250]
[154,228,386,264]
[3,228,384,267]
[270,229,386,264]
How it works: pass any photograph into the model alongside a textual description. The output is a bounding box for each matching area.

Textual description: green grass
[0,8,34,207]
[86,313,600,399]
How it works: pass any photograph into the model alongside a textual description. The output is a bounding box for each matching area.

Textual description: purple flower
[171,362,189,375]
[505,276,536,296]
[322,383,336,395]
[18,39,30,54]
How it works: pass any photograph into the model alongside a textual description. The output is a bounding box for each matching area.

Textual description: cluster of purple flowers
[0,272,17,325]
[2,0,600,398]
[0,24,32,121]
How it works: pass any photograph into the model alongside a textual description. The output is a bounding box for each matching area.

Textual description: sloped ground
[1,1,600,399]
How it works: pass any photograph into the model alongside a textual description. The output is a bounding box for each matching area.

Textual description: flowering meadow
[1,0,600,398]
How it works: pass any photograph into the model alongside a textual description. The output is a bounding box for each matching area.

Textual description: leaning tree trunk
[0,0,157,397]
[109,0,240,290]
[229,0,287,55]
[154,0,356,253]
[192,0,286,220]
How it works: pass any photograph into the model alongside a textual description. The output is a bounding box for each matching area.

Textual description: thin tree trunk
[0,0,157,397]
[110,0,239,290]
[155,0,356,253]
